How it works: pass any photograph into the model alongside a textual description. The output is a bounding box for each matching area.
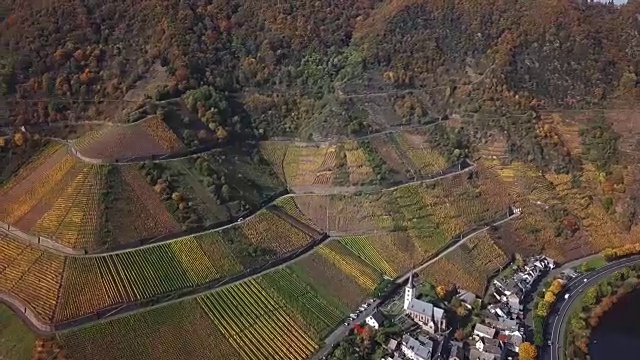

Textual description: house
[387,338,399,352]
[492,256,555,315]
[473,324,497,339]
[485,316,518,332]
[471,338,505,360]
[456,289,478,309]
[366,310,385,329]
[401,335,434,360]
[498,331,523,352]
[469,347,502,360]
[449,341,465,360]
[476,338,501,353]
[404,272,447,334]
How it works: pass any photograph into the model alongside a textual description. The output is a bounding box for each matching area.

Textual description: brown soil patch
[14,163,85,231]
[79,120,170,161]
[0,145,67,202]
[107,166,181,244]
[370,135,410,176]
[293,195,378,234]
[296,251,368,310]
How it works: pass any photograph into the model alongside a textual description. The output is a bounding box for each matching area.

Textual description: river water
[589,288,640,359]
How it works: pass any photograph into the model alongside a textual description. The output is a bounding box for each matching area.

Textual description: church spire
[404,270,415,310]
[407,270,415,289]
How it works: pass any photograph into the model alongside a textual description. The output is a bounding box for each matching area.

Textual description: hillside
[4,0,640,359]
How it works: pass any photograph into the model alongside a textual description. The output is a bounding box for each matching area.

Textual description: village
[328,255,557,360]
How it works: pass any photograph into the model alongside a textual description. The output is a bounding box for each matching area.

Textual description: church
[403,272,447,334]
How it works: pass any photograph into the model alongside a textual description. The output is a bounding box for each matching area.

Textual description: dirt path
[1,208,519,335]
[1,160,476,257]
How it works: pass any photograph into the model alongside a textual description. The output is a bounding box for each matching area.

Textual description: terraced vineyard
[274,197,323,231]
[341,233,421,275]
[55,232,244,322]
[0,205,322,324]
[292,169,512,248]
[60,300,240,360]
[339,236,397,278]
[0,235,66,322]
[32,165,107,248]
[0,146,184,250]
[344,140,375,184]
[419,232,509,294]
[0,145,79,226]
[258,141,289,182]
[55,239,389,360]
[73,116,185,161]
[393,132,448,176]
[238,210,314,254]
[199,280,318,360]
[291,241,383,310]
[58,266,347,360]
[258,268,347,340]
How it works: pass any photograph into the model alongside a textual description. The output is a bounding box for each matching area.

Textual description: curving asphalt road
[545,254,640,360]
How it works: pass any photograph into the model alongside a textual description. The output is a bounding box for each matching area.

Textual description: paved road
[544,255,640,360]
[0,208,516,336]
[309,211,520,360]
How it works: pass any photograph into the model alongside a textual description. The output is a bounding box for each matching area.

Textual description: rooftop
[474,323,497,338]
[368,310,385,325]
[470,348,499,360]
[457,289,478,305]
[387,338,398,351]
[402,335,433,360]
[407,298,444,321]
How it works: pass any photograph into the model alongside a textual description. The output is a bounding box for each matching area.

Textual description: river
[589,288,640,359]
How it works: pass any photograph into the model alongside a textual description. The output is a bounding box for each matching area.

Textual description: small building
[456,289,478,309]
[485,316,518,332]
[498,331,523,352]
[387,338,399,352]
[469,347,501,360]
[366,310,385,330]
[401,335,433,360]
[449,341,465,360]
[477,338,501,352]
[473,324,497,339]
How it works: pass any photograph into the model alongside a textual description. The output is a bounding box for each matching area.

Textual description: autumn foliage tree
[602,243,640,260]
[518,342,537,360]
[537,278,565,317]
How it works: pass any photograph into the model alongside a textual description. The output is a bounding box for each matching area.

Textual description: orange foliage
[602,243,640,261]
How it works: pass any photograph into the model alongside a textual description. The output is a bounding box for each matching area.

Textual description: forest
[2,0,640,172]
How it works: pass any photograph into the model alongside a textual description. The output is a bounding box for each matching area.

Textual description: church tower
[404,271,415,309]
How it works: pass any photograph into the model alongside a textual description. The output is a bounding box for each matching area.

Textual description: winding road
[0,160,475,257]
[0,209,519,336]
[0,154,487,335]
[545,255,640,360]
